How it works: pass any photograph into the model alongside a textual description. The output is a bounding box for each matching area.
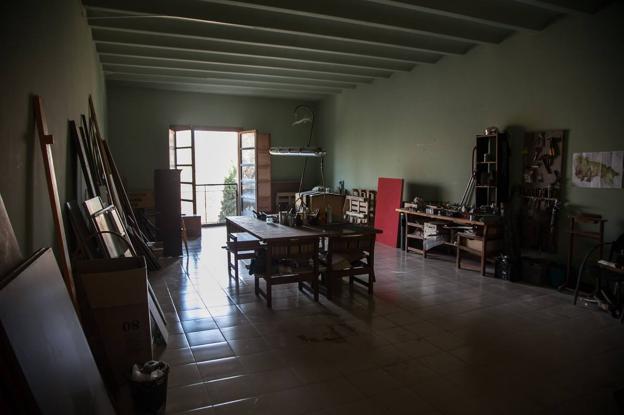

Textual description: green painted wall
[107,85,320,191]
[0,0,107,253]
[318,3,624,251]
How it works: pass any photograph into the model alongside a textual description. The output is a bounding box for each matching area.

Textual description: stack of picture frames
[31,95,169,346]
[68,96,160,271]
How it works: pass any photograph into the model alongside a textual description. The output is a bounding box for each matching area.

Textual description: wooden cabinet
[238,130,271,215]
[474,132,509,207]
[154,169,182,256]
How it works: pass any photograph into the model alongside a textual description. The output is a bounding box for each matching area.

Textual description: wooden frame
[33,96,75,303]
[91,205,135,259]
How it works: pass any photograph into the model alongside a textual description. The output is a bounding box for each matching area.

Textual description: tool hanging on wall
[33,95,76,305]
[520,130,565,253]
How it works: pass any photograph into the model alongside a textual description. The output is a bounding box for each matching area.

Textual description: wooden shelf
[406,234,423,240]
[406,222,423,228]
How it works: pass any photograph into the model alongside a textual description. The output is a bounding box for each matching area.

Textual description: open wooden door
[238,130,271,215]
[169,127,196,216]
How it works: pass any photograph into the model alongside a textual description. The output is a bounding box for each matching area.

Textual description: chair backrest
[328,233,375,255]
[266,238,319,261]
[609,233,624,261]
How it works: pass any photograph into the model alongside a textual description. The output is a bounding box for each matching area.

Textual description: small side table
[561,214,606,290]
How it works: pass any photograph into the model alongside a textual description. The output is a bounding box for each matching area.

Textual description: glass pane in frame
[241,132,255,148]
[241,166,256,181]
[176,130,192,147]
[176,148,192,165]
[181,201,194,216]
[180,166,193,183]
[241,149,255,165]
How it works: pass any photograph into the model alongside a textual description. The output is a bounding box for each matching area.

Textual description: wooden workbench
[396,209,501,268]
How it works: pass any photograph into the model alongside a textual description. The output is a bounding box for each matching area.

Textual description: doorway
[169,127,238,225]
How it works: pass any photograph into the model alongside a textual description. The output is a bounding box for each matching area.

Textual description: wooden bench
[226,232,260,291]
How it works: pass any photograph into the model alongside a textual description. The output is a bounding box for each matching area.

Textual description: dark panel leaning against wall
[106,85,321,193]
[317,2,624,258]
[0,0,107,254]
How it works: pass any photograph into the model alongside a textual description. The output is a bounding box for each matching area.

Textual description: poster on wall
[572,151,623,188]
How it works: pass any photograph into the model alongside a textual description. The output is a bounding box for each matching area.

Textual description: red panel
[374,177,404,247]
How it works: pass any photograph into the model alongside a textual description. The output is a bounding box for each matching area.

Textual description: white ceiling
[84,0,610,100]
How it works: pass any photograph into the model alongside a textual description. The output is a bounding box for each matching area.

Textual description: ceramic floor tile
[220,324,261,341]
[182,318,219,333]
[148,227,624,415]
[228,337,271,356]
[192,342,235,362]
[238,350,288,373]
[344,368,403,397]
[159,347,195,367]
[187,329,226,346]
[179,309,213,321]
[197,357,245,381]
[168,363,202,388]
[166,383,210,414]
[168,333,191,350]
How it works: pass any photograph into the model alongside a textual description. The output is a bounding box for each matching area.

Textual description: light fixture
[269,147,326,157]
[270,105,326,158]
[269,104,327,192]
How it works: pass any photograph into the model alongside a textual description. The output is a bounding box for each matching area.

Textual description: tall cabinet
[238,130,271,216]
[474,132,509,208]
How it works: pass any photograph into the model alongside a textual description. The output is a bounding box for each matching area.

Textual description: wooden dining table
[225,215,380,242]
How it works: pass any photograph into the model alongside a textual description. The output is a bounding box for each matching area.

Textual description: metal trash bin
[130,360,169,414]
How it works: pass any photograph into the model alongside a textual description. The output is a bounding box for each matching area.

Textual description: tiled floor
[151,227,624,415]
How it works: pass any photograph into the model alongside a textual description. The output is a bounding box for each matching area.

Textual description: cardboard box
[183,214,202,238]
[75,257,152,396]
[423,221,449,241]
[128,191,154,209]
[296,191,345,224]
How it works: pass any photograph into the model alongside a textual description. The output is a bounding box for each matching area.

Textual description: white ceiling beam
[104,71,344,94]
[98,52,386,82]
[83,2,477,54]
[86,9,456,58]
[100,61,361,89]
[106,79,330,100]
[91,27,423,72]
[200,0,512,43]
[508,0,609,14]
[362,0,560,31]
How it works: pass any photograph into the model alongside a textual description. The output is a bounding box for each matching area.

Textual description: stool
[226,232,260,291]
[456,224,502,276]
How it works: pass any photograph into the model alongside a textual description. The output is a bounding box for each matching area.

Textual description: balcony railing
[195,183,238,225]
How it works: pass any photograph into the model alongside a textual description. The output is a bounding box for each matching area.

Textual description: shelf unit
[405,220,424,254]
[474,132,509,208]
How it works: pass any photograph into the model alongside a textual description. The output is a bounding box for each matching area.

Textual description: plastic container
[130,361,169,414]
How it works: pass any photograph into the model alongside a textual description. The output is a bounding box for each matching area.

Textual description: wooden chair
[321,233,376,300]
[255,238,319,308]
[226,232,260,291]
[456,224,503,276]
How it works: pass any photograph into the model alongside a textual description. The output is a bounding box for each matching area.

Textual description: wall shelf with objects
[474,132,509,208]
